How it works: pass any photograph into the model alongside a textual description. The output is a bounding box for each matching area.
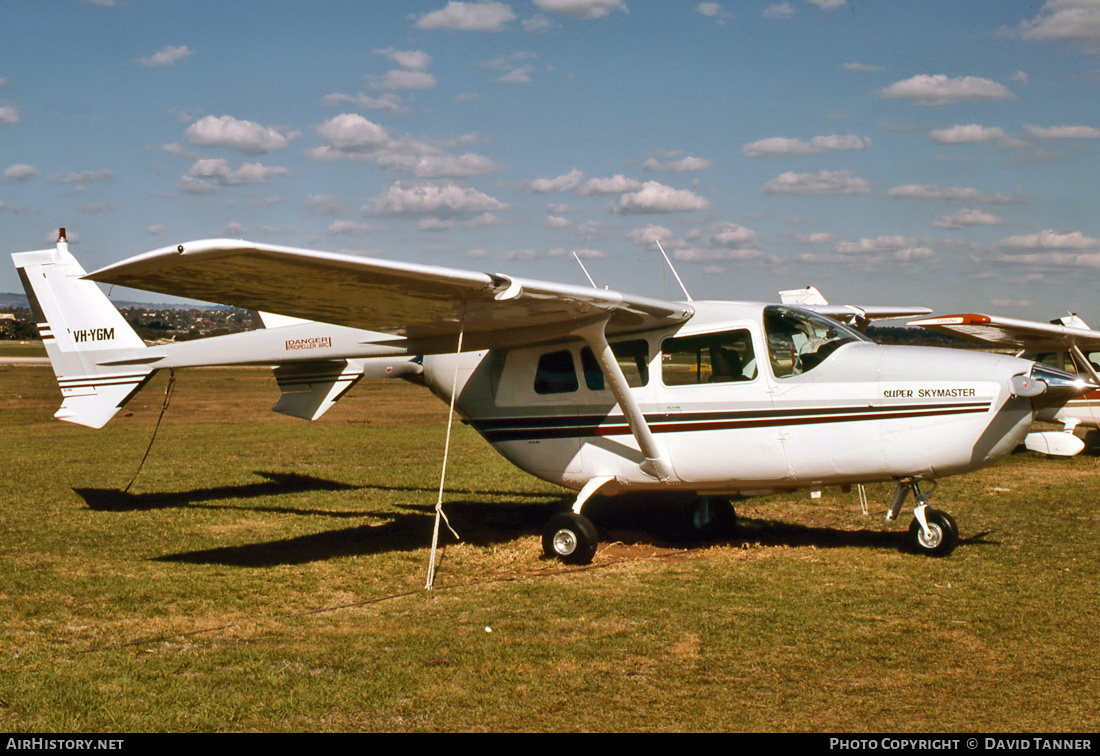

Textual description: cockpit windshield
[763,305,867,378]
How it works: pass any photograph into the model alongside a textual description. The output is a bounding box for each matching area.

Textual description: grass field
[1,364,1098,732]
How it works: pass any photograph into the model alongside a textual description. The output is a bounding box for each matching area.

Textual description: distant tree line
[0,306,256,342]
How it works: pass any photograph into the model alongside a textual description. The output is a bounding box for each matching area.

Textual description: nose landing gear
[888,479,960,556]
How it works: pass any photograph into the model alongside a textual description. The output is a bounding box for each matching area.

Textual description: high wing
[87,239,694,354]
[910,312,1100,352]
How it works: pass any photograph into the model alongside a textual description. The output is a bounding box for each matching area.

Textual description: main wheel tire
[908,509,959,557]
[542,512,599,565]
[691,496,738,538]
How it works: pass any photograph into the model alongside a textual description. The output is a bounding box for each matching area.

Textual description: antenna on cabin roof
[572,251,598,289]
[655,239,692,302]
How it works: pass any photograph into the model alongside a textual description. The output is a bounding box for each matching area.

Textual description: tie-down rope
[425,319,464,590]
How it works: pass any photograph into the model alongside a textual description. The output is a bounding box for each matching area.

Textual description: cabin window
[534,349,579,394]
[661,329,758,386]
[579,339,650,390]
[763,305,866,378]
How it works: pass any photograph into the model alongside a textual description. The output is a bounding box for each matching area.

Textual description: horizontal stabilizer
[270,357,423,421]
[54,370,156,428]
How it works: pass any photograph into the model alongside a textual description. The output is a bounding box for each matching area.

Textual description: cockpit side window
[534,349,578,394]
[763,305,866,378]
[580,339,650,391]
[661,329,758,386]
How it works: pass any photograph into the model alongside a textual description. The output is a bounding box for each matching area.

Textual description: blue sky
[3,0,1100,322]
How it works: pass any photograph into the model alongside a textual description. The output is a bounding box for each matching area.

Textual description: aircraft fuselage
[422,301,1038,497]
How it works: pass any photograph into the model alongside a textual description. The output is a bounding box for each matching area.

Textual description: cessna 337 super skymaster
[913,311,1100,457]
[13,233,1096,563]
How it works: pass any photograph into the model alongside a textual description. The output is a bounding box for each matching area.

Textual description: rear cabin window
[661,330,758,386]
[534,350,578,394]
[579,339,650,391]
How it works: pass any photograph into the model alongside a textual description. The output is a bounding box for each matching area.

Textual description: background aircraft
[48,236,1090,565]
[913,312,1100,456]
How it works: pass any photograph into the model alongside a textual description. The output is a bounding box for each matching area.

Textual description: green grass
[1,366,1098,732]
[0,341,47,358]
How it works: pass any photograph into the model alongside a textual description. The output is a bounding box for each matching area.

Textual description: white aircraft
[12,234,1095,564]
[912,311,1100,456]
[12,231,420,428]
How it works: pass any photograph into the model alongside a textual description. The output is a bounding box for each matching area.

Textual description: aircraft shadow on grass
[73,470,562,517]
[69,475,999,567]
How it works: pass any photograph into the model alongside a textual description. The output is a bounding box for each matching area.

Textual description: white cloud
[326,220,380,236]
[309,114,501,178]
[314,113,391,152]
[845,62,885,72]
[762,3,795,19]
[579,174,643,195]
[1024,125,1100,139]
[696,3,721,17]
[529,169,586,193]
[793,232,836,245]
[927,124,1016,145]
[932,209,1003,229]
[761,170,870,195]
[4,164,37,181]
[301,194,344,216]
[627,224,676,247]
[496,67,534,84]
[802,235,936,266]
[375,48,432,71]
[523,14,556,32]
[993,229,1100,270]
[616,182,710,214]
[138,45,192,68]
[742,134,870,157]
[416,2,517,31]
[685,222,761,252]
[807,0,846,9]
[996,230,1100,252]
[880,74,1015,105]
[642,154,712,172]
[147,224,168,235]
[533,0,628,20]
[1009,0,1100,54]
[323,92,408,114]
[49,169,114,184]
[176,159,290,193]
[0,104,18,124]
[362,181,508,218]
[185,115,298,154]
[886,184,1022,204]
[367,69,437,91]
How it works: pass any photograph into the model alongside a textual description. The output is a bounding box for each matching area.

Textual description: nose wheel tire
[908,509,959,557]
[542,512,599,565]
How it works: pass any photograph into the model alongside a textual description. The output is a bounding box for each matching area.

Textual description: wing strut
[573,319,672,481]
[1070,344,1100,386]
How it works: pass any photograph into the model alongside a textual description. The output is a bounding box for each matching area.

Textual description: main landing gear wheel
[542,512,599,565]
[691,496,738,538]
[908,509,959,557]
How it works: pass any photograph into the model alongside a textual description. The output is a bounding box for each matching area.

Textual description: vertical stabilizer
[12,231,155,428]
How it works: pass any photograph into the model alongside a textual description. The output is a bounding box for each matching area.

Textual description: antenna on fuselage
[655,239,693,302]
